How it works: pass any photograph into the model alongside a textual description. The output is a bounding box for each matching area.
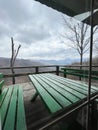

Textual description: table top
[29,73,98,114]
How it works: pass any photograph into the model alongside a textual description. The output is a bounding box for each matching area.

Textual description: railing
[0,65,98,84]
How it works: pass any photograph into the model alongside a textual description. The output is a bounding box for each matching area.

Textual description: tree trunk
[11,67,15,84]
[10,37,21,84]
[79,52,83,80]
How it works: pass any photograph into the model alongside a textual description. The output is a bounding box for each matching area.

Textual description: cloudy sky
[0,0,93,62]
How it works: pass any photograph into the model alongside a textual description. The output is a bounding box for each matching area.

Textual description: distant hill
[0,57,80,67]
[35,58,80,65]
[0,57,45,85]
[0,57,44,67]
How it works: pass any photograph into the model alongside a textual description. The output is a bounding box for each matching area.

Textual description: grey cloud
[30,45,66,58]
[0,0,33,24]
[16,25,51,44]
[0,0,61,43]
[0,0,82,61]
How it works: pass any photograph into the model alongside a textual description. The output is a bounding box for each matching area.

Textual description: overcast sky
[0,0,93,62]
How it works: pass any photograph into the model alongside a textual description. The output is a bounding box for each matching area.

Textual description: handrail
[0,65,98,69]
[0,65,98,84]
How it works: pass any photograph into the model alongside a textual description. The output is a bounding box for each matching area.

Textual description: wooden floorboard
[22,82,50,130]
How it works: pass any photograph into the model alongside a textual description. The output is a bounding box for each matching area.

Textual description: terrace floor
[21,82,50,130]
[6,82,87,130]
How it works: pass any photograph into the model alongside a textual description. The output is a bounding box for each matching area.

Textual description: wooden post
[64,69,66,78]
[10,66,15,84]
[56,66,59,75]
[35,67,39,74]
[10,37,21,84]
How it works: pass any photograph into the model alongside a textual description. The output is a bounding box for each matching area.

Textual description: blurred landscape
[0,56,98,85]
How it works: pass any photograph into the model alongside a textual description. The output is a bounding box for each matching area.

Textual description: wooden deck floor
[16,82,86,130]
[22,82,50,130]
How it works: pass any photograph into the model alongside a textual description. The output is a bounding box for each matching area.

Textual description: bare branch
[10,37,21,84]
[13,44,21,64]
[61,16,98,66]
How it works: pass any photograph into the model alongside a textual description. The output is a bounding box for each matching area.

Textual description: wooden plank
[34,75,72,107]
[38,74,80,103]
[42,74,86,99]
[56,74,98,92]
[16,86,27,130]
[61,68,98,80]
[46,74,97,93]
[61,68,98,75]
[29,75,62,113]
[0,80,4,92]
[3,86,18,130]
[31,92,38,102]
[0,88,8,107]
[0,87,13,128]
[0,73,3,78]
[62,71,98,80]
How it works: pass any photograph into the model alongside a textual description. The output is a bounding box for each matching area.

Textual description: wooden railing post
[64,69,66,78]
[35,67,39,74]
[11,67,15,84]
[56,66,59,75]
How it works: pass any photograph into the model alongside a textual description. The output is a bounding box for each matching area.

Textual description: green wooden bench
[61,68,98,80]
[0,73,4,94]
[29,73,98,129]
[0,73,27,130]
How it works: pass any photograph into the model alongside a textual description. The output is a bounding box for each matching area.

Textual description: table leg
[31,92,38,102]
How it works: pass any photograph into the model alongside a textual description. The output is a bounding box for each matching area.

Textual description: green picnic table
[29,73,98,129]
[29,73,98,114]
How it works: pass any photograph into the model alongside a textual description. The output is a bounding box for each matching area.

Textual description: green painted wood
[0,85,27,130]
[16,86,27,130]
[0,73,4,94]
[0,88,8,107]
[29,75,62,113]
[0,87,13,128]
[29,73,98,116]
[0,80,4,92]
[38,74,80,103]
[63,71,98,80]
[61,68,98,80]
[42,74,86,99]
[46,73,98,93]
[0,73,3,78]
[3,86,18,130]
[34,75,72,107]
[61,68,98,75]
[31,92,38,102]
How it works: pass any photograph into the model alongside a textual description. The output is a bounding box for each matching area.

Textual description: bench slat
[4,86,18,130]
[38,74,80,103]
[0,73,3,78]
[47,74,93,94]
[29,75,62,113]
[61,68,98,80]
[62,71,98,80]
[0,88,8,107]
[0,80,4,92]
[48,73,98,92]
[46,73,97,94]
[0,87,13,127]
[42,74,86,99]
[34,75,72,107]
[16,86,27,130]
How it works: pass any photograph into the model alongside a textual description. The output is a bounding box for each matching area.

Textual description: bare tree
[10,37,21,84]
[61,17,98,67]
